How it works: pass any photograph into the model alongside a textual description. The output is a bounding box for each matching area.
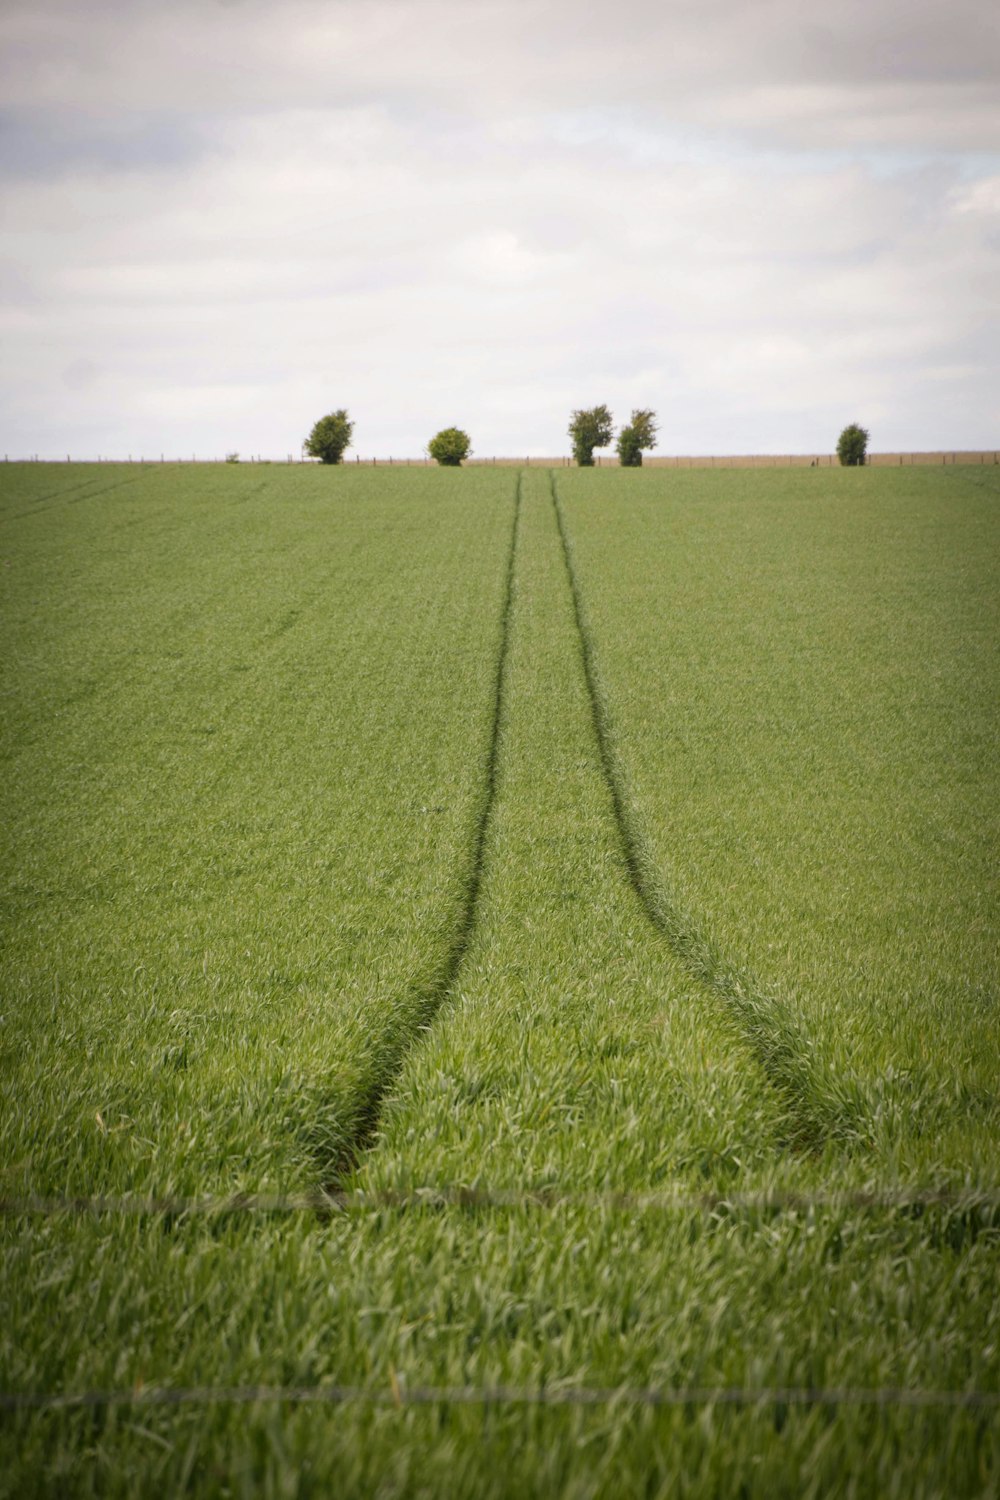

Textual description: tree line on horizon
[302,410,870,467]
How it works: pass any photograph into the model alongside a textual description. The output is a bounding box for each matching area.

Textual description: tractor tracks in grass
[549,470,862,1154]
[2,467,270,528]
[329,474,522,1187]
[0,529,326,770]
[333,469,843,1184]
[1,465,163,523]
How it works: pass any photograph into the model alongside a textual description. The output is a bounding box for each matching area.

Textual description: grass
[1,462,998,1496]
[1,463,518,1197]
[557,465,1000,1176]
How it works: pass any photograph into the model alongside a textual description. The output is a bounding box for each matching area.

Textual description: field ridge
[549,470,868,1152]
[331,472,523,1185]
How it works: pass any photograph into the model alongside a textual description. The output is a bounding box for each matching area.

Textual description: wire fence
[4,452,999,468]
[3,1186,999,1216]
[6,1187,996,1416]
[3,1381,998,1414]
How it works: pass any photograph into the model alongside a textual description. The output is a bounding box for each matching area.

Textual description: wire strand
[2,1186,998,1216]
[3,1383,998,1414]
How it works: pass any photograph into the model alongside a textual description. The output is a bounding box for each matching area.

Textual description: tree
[837,423,869,467]
[304,409,353,464]
[428,427,471,466]
[568,404,614,466]
[616,409,658,467]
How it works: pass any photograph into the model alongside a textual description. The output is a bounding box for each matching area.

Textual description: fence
[4,452,999,468]
[4,1184,996,1415]
[5,1184,998,1215]
[4,1381,997,1414]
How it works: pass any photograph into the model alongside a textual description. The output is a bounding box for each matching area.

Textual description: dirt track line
[1,465,162,522]
[329,473,522,1186]
[548,471,866,1152]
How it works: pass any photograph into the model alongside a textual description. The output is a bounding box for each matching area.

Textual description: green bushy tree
[837,423,869,467]
[428,427,471,466]
[616,409,658,467]
[568,404,614,466]
[304,409,354,464]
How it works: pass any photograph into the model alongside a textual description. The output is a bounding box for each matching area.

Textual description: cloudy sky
[1,0,998,459]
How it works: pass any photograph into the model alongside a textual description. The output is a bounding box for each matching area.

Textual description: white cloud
[3,0,998,145]
[0,0,998,456]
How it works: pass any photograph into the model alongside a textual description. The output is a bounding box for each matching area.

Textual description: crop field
[1,460,998,1497]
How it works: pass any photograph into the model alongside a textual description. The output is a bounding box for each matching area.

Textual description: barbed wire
[2,1186,998,1216]
[3,1382,998,1414]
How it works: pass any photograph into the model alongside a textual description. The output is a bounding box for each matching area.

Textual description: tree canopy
[305,409,354,464]
[616,409,658,467]
[428,427,471,466]
[836,423,869,467]
[568,405,614,466]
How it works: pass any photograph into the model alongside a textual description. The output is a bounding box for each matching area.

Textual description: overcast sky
[1,0,998,459]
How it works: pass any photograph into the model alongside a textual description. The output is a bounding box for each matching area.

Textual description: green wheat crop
[1,463,997,1497]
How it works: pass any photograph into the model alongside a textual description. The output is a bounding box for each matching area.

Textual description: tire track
[329,473,522,1186]
[1,479,303,766]
[549,470,862,1151]
[1,466,161,523]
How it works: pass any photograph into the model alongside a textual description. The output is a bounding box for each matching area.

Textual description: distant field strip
[557,464,1000,1176]
[550,471,844,1150]
[1,464,519,1199]
[331,473,522,1179]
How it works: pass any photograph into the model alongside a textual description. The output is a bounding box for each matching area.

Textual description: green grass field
[1,461,998,1496]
